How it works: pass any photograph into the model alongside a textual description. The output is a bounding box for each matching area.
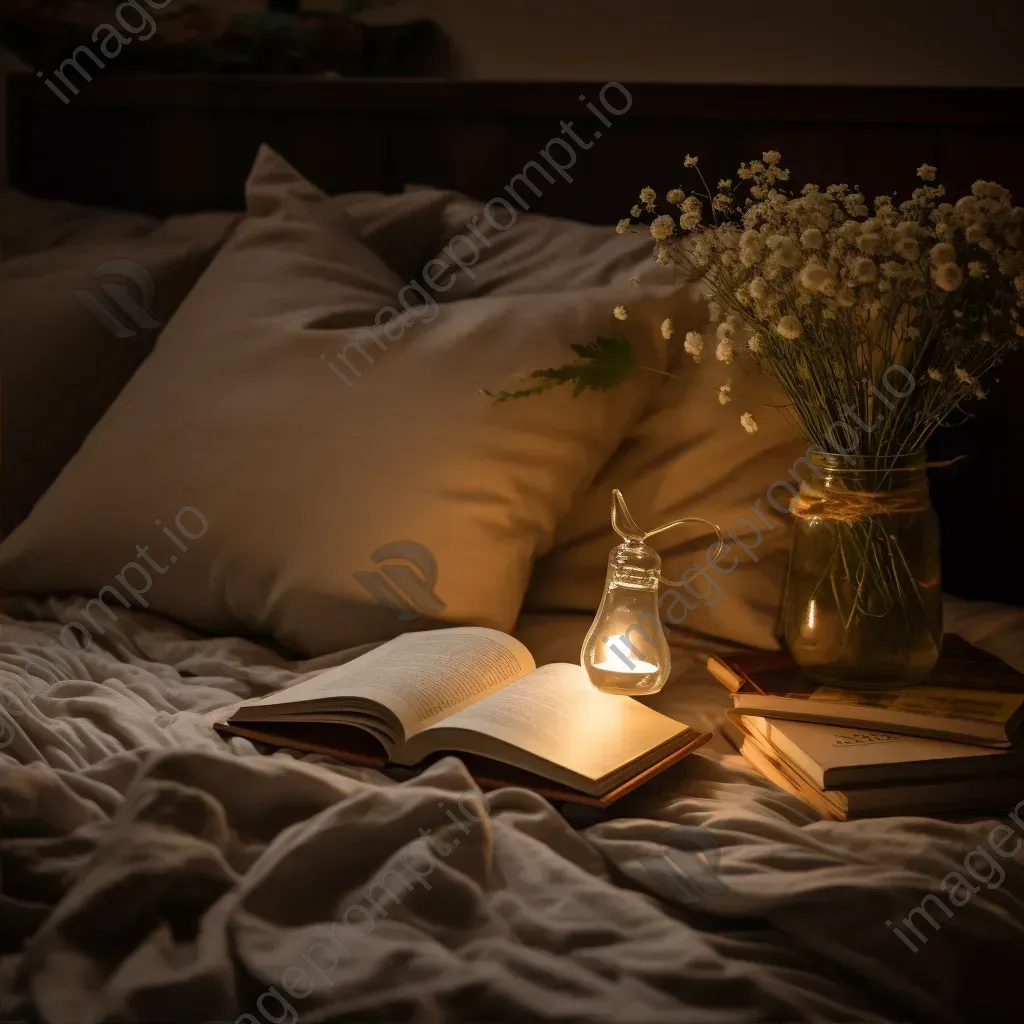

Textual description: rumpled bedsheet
[2,595,1024,1024]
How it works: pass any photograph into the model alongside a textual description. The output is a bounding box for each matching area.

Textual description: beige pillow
[0,209,239,534]
[0,187,157,258]
[523,342,810,652]
[0,146,679,656]
[432,191,660,300]
[337,187,461,281]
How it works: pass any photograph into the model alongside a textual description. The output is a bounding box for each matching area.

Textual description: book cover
[707,635,1024,746]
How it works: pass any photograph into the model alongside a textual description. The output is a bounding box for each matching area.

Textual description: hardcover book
[729,715,1024,821]
[707,635,1024,747]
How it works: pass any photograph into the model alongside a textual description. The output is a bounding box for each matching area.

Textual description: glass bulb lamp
[582,490,722,696]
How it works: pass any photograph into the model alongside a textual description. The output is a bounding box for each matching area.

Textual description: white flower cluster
[627,155,1024,442]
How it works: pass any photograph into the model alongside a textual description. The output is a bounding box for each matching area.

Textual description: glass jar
[782,451,942,689]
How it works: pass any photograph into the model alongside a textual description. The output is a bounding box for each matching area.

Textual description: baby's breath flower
[684,331,704,362]
[965,223,986,244]
[955,366,977,385]
[639,186,657,210]
[838,220,861,243]
[630,204,642,218]
[666,188,685,205]
[679,212,701,230]
[616,218,631,234]
[857,233,882,255]
[932,261,964,291]
[718,380,733,404]
[772,238,800,268]
[762,150,782,165]
[893,236,920,261]
[716,337,735,364]
[682,196,701,214]
[927,367,943,381]
[955,196,981,220]
[654,244,671,266]
[844,192,866,215]
[739,246,760,268]
[740,411,758,433]
[776,314,802,340]
[917,164,937,182]
[747,333,763,355]
[660,318,674,339]
[613,305,629,320]
[800,227,824,249]
[684,154,698,168]
[749,276,769,301]
[650,214,676,240]
[799,261,829,291]
[851,257,877,284]
[929,241,956,264]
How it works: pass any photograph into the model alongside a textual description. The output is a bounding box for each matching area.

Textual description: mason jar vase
[782,451,942,689]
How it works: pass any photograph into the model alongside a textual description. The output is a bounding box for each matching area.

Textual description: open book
[216,627,709,804]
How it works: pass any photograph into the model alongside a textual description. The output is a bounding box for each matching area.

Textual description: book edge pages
[729,698,1010,746]
[212,722,713,807]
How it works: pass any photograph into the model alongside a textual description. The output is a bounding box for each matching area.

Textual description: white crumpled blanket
[3,594,1024,1024]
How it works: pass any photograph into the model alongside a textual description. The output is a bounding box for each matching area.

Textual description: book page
[421,663,686,782]
[244,627,534,736]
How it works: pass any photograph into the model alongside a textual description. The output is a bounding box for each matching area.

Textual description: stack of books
[709,635,1024,820]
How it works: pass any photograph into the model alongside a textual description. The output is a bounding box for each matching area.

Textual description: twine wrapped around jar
[789,481,931,522]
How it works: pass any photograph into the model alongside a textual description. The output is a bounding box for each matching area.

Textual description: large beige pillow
[523,340,810,652]
[0,147,679,656]
[0,207,238,534]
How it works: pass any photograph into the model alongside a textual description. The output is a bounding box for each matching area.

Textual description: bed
[3,75,1024,1024]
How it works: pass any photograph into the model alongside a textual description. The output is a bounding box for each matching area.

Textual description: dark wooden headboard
[10,75,1024,219]
[7,74,1024,604]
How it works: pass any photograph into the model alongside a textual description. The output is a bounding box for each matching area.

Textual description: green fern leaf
[483,336,638,402]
